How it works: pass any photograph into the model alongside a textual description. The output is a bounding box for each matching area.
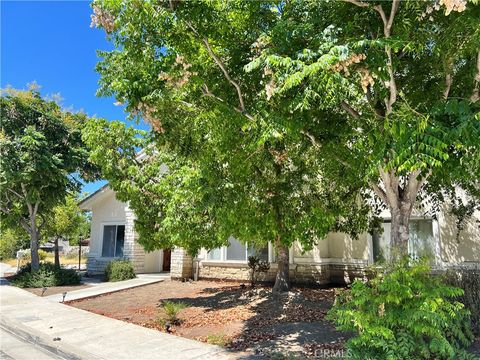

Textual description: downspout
[194,258,199,281]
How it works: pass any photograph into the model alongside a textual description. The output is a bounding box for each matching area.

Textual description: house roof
[78,183,113,210]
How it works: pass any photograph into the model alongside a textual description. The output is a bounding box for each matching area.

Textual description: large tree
[0,88,94,271]
[251,0,480,254]
[44,195,90,268]
[86,0,370,291]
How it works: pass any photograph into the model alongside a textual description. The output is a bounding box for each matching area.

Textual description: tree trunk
[273,236,290,293]
[30,229,40,271]
[373,168,427,261]
[389,207,410,258]
[54,237,60,269]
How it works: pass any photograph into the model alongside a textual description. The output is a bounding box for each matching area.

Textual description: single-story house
[79,185,480,284]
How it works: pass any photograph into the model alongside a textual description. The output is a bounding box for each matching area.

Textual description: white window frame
[100,222,126,259]
[367,216,441,266]
[204,240,271,264]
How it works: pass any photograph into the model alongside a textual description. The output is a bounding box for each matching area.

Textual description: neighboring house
[40,239,87,254]
[79,185,480,284]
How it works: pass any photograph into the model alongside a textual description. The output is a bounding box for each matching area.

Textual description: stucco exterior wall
[327,233,369,260]
[86,190,151,274]
[88,191,127,258]
[438,204,480,264]
[84,186,479,281]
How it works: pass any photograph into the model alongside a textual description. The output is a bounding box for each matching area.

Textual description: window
[372,219,435,262]
[206,237,269,262]
[226,237,246,261]
[247,244,269,261]
[207,247,222,260]
[102,225,125,258]
[408,219,435,260]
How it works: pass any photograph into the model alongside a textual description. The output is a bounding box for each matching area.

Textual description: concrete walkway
[45,273,171,302]
[1,286,237,360]
[0,262,17,286]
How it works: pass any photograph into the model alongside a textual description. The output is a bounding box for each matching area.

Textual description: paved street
[0,327,60,360]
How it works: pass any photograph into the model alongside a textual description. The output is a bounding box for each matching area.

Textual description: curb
[0,316,101,360]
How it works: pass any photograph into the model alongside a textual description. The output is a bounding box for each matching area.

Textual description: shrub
[159,301,188,325]
[327,257,475,360]
[446,268,480,335]
[247,255,270,287]
[104,260,136,282]
[11,262,81,288]
[0,228,26,260]
[64,250,80,260]
[22,249,49,262]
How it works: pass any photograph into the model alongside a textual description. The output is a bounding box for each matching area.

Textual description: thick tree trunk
[30,229,40,271]
[389,206,411,258]
[54,237,60,269]
[273,236,290,293]
[373,168,427,261]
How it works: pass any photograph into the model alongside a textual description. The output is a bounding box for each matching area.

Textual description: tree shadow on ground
[160,283,351,358]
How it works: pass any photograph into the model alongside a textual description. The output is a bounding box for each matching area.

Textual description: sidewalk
[45,273,170,302]
[0,286,238,360]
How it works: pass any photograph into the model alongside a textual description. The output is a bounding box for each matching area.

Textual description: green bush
[446,268,480,335]
[64,250,80,260]
[158,300,188,325]
[0,228,25,260]
[22,249,49,261]
[11,262,81,288]
[247,255,270,287]
[104,260,136,282]
[327,257,475,360]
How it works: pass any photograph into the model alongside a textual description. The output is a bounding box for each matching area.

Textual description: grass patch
[206,333,230,346]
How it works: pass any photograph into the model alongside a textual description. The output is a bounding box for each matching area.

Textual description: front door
[162,249,171,272]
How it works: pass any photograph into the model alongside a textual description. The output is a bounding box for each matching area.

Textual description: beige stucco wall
[89,191,127,257]
[144,250,163,273]
[439,203,480,263]
[293,238,329,262]
[327,233,369,260]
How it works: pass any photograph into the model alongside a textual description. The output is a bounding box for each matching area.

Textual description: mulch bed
[67,280,349,357]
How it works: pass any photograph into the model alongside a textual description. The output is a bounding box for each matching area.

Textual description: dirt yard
[67,280,349,357]
[67,279,480,358]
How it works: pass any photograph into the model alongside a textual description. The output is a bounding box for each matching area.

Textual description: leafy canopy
[85,0,372,255]
[0,88,96,231]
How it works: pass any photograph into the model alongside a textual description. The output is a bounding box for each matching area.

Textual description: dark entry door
[162,249,171,271]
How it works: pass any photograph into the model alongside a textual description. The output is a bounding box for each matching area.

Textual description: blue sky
[1,1,149,195]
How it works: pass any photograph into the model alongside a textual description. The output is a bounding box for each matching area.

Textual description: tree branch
[7,188,24,200]
[183,20,247,115]
[471,50,480,103]
[370,181,389,204]
[300,130,320,148]
[340,100,360,118]
[300,130,353,169]
[344,0,400,115]
[343,0,369,8]
[19,218,31,233]
[200,37,246,113]
[201,85,254,120]
[443,58,453,99]
[444,73,453,100]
